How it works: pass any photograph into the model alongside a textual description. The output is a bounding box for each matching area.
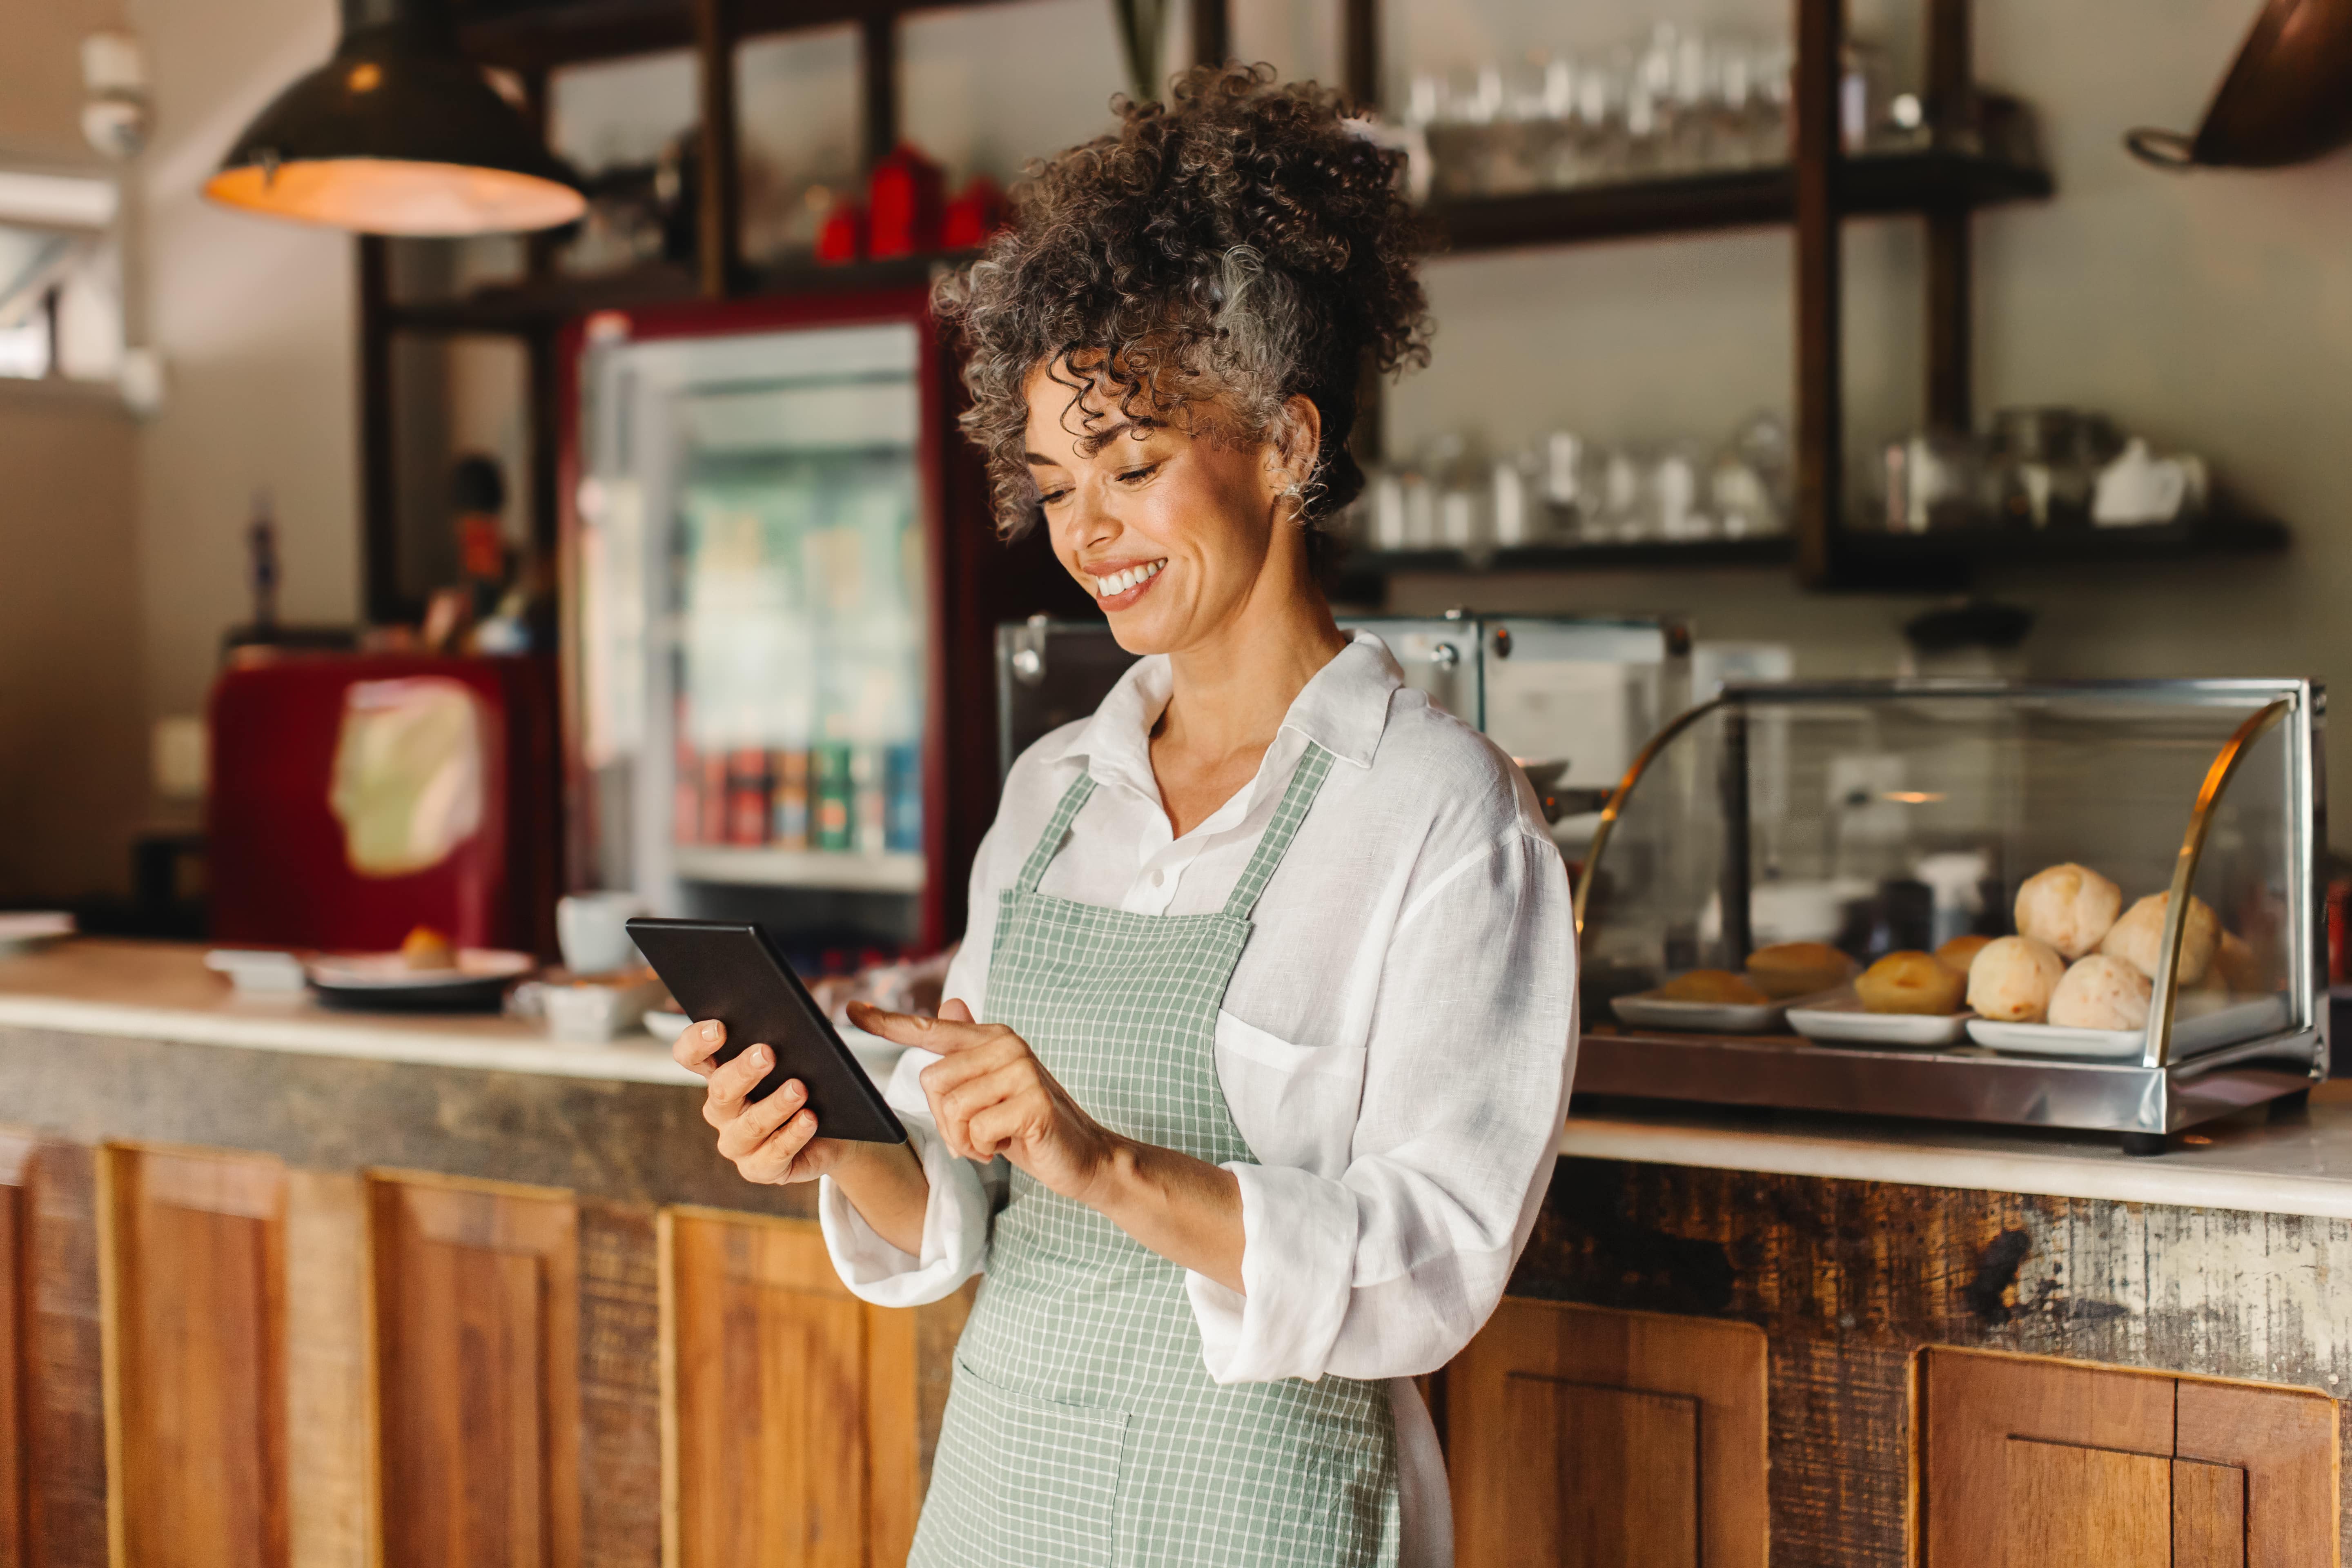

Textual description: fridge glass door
[577,320,928,956]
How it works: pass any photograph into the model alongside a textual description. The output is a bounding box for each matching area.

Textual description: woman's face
[1022,359,1312,656]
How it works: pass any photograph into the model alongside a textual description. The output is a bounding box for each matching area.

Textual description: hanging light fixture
[204,0,584,236]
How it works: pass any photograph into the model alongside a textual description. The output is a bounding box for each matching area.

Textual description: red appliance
[207,654,561,954]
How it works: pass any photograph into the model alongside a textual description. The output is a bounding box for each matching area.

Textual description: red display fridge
[559,288,1079,964]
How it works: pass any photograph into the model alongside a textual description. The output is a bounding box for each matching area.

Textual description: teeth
[1094,560,1165,599]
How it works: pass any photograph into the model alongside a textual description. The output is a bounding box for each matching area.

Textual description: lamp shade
[204,0,584,236]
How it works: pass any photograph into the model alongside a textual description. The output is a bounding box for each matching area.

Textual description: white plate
[1967,994,2297,1062]
[644,1008,691,1041]
[1965,1018,2142,1060]
[0,911,74,955]
[1787,991,1975,1049]
[1611,991,1788,1035]
[306,949,537,989]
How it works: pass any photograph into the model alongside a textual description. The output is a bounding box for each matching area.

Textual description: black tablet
[626,917,906,1145]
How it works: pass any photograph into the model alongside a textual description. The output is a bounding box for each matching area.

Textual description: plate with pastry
[305,924,535,1011]
[1611,969,1790,1034]
[1743,941,1859,1001]
[1787,950,1975,1047]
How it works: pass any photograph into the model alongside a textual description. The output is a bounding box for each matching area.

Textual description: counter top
[1564,1089,2352,1221]
[0,936,705,1085]
[10,940,2352,1221]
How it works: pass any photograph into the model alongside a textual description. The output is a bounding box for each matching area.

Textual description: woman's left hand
[847,999,1127,1205]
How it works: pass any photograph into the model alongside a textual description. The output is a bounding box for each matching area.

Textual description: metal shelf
[1425,148,2053,254]
[671,845,926,893]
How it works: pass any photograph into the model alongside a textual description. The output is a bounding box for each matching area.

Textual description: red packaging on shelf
[942,174,1006,249]
[867,143,944,259]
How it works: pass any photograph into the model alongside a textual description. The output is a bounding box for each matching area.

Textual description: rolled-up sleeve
[1187,822,1577,1383]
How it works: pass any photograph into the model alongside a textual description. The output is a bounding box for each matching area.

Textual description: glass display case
[1573,679,2325,1151]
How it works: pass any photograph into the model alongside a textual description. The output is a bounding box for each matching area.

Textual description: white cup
[557,891,648,976]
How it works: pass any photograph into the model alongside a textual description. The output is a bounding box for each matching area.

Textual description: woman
[674,65,1576,1568]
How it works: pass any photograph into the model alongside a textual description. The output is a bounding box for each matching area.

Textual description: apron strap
[1221,742,1335,922]
[1014,769,1100,895]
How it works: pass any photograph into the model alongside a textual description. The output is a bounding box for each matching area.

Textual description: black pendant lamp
[204,0,584,236]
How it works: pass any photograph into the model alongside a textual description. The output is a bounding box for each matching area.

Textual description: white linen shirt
[817,630,1579,1567]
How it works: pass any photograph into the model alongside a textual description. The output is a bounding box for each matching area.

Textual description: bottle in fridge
[566,292,962,963]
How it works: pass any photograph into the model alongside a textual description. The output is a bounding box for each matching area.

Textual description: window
[0,168,124,384]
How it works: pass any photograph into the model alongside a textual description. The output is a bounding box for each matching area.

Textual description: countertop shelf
[1425,147,2054,254]
[1341,537,1797,575]
[1334,513,2287,580]
[382,252,975,334]
[671,844,927,893]
[1836,512,2291,569]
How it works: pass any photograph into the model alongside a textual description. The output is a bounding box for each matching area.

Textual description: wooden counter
[3,939,2346,1566]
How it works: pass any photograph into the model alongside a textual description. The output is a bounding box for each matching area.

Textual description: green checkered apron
[909,741,1401,1568]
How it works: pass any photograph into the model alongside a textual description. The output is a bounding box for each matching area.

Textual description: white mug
[557,890,648,976]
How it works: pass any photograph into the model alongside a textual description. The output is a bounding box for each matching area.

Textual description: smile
[1091,559,1167,604]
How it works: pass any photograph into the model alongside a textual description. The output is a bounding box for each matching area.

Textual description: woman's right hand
[672,1020,864,1186]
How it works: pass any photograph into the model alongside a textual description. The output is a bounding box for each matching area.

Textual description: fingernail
[702,1021,721,1040]
[752,1045,771,1067]
[784,1079,804,1101]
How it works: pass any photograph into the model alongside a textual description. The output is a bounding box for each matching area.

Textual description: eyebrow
[1025,419,1160,466]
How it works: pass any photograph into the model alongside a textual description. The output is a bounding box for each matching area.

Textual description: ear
[1262,393,1324,499]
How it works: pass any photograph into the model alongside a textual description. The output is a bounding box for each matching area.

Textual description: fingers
[717,1077,811,1165]
[847,1000,1007,1056]
[700,1042,774,1127]
[671,1018,726,1076]
[938,997,974,1023]
[733,1107,821,1184]
[927,1058,1047,1163]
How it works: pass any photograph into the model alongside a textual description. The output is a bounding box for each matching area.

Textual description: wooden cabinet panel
[1918,1348,2339,1568]
[2173,1459,2248,1568]
[662,1210,903,1568]
[2000,1438,2169,1566]
[1448,1298,1768,1568]
[102,1145,290,1568]
[2176,1376,2338,1567]
[0,1132,107,1568]
[370,1174,581,1568]
[1502,1375,1698,1568]
[1,1136,29,1568]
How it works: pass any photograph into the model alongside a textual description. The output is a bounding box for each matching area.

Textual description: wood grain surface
[102,1144,290,1568]
[1517,1155,2352,1564]
[283,1170,372,1568]
[3,1136,107,1568]
[2174,1458,2250,1568]
[1449,1297,1767,1568]
[0,1135,29,1568]
[370,1172,582,1568]
[663,1210,872,1568]
[578,1202,662,1568]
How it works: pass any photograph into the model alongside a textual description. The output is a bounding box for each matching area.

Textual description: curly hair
[932,63,1432,538]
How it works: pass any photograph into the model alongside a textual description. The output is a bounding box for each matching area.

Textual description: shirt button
[1151,870,1165,887]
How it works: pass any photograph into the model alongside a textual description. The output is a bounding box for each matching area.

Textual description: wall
[1368,0,2352,832]
[0,0,148,900]
[127,0,358,724]
[85,0,2352,855]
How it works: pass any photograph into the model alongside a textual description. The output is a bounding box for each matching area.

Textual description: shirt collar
[1056,629,1403,794]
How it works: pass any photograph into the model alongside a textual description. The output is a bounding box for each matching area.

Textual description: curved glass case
[1572,679,2324,1147]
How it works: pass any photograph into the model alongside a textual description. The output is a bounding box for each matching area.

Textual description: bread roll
[2212,930,2265,995]
[1965,936,2067,1022]
[1657,969,1769,1006]
[1936,934,1993,976]
[2098,892,2221,987]
[2047,953,2153,1031]
[1745,942,1858,1000]
[2014,864,2123,959]
[1856,951,1967,1015]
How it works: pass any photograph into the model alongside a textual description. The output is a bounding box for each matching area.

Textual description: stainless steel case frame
[1572,678,2328,1153]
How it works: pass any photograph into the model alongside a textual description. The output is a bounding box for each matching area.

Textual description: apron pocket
[924,1356,1129,1568]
